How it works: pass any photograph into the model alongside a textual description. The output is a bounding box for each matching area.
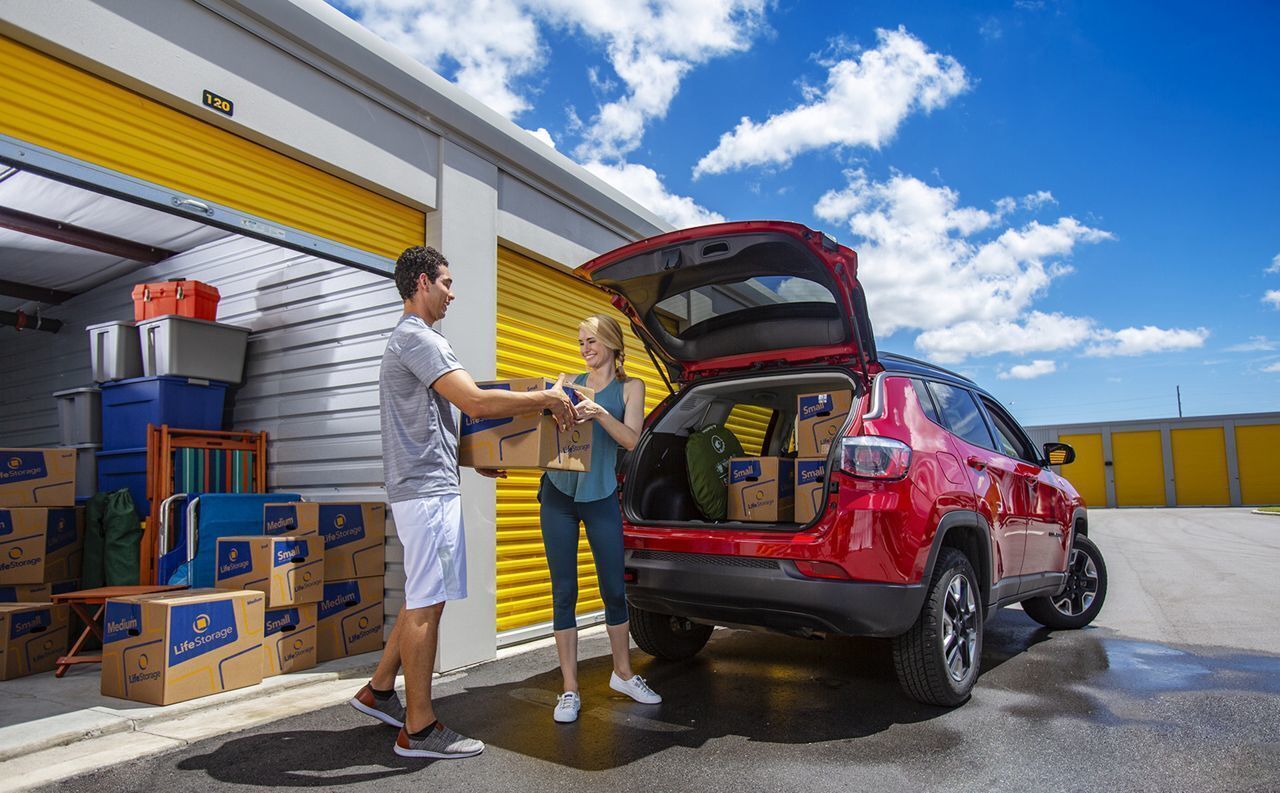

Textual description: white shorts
[391,494,467,609]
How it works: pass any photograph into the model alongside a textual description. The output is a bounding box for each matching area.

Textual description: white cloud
[335,0,767,159]
[1263,362,1280,373]
[1084,326,1210,357]
[694,27,969,177]
[336,0,543,118]
[582,160,723,228]
[979,17,1003,41]
[915,313,1095,363]
[1268,253,1280,274]
[998,359,1057,380]
[1023,190,1056,209]
[1265,290,1280,309]
[815,169,1109,339]
[525,126,557,148]
[1226,336,1276,352]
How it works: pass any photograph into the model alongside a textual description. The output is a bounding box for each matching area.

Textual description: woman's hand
[573,395,607,422]
[475,468,508,479]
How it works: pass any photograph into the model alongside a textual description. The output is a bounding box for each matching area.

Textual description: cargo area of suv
[624,369,861,528]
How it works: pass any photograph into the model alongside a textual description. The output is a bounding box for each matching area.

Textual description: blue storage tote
[100,375,228,451]
[96,447,148,516]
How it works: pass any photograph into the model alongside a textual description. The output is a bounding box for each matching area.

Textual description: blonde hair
[579,314,628,382]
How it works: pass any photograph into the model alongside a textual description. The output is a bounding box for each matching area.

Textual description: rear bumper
[624,549,926,638]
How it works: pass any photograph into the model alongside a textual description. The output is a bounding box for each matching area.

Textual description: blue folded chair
[158,493,301,587]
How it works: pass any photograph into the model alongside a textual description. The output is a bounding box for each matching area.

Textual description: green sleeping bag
[685,424,745,520]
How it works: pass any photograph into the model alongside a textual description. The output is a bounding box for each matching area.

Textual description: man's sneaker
[349,683,405,728]
[553,691,581,723]
[394,723,485,759]
[609,671,662,704]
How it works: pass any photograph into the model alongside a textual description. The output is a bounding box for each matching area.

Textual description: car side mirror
[1043,442,1075,466]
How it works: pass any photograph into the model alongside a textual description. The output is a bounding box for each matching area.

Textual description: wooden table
[50,585,187,677]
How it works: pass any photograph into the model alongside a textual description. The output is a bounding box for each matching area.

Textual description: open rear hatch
[574,221,877,385]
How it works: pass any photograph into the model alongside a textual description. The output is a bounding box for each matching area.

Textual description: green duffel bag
[82,488,143,588]
[685,424,745,520]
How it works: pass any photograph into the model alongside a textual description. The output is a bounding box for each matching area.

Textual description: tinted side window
[927,382,995,450]
[979,397,1039,463]
[909,378,943,426]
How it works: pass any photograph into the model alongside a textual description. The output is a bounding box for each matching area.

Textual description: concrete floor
[35,508,1280,793]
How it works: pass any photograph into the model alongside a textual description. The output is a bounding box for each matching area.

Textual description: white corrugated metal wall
[0,234,410,620]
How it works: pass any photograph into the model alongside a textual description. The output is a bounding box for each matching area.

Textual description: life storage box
[131,280,220,323]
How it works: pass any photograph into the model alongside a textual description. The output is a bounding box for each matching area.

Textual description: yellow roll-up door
[1236,424,1280,505]
[1171,428,1230,506]
[1059,433,1107,508]
[1112,430,1167,506]
[1,35,422,259]
[495,247,768,636]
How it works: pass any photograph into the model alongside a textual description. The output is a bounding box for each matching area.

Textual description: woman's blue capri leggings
[538,477,629,631]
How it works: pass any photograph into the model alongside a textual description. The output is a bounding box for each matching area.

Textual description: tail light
[839,436,911,480]
[794,560,851,580]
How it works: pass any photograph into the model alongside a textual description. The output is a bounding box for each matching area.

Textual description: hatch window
[654,276,837,337]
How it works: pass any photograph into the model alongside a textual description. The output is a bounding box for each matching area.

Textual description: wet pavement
[40,509,1280,792]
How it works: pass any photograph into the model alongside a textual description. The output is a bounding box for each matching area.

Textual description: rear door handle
[966,456,987,471]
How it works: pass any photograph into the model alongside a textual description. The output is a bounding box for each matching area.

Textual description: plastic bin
[131,280,220,323]
[70,443,101,499]
[96,446,148,516]
[53,387,102,445]
[100,376,228,451]
[87,320,143,382]
[137,315,250,384]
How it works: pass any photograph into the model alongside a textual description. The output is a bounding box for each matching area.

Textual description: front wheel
[629,606,713,661]
[892,548,983,707]
[1022,534,1108,630]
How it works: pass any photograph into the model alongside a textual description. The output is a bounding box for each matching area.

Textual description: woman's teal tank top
[545,373,625,503]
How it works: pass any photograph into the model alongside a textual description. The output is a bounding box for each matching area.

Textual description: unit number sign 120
[203,90,234,117]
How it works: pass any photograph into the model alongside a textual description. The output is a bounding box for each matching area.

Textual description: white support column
[427,139,499,671]
[1223,419,1243,506]
[1101,429,1117,508]
[1160,425,1177,507]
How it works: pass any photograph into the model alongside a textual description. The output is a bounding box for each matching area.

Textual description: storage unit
[1235,424,1280,504]
[52,387,101,446]
[1058,433,1107,508]
[1171,428,1231,506]
[137,316,250,384]
[132,280,220,322]
[87,321,143,383]
[99,376,228,451]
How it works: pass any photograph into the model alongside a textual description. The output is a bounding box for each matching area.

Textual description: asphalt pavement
[35,508,1280,793]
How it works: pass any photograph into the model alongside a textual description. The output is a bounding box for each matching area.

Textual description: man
[350,245,576,759]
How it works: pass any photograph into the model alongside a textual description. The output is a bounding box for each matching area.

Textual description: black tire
[1022,534,1108,630]
[629,606,713,661]
[892,548,983,707]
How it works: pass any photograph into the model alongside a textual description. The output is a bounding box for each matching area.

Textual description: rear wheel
[892,548,983,707]
[1022,534,1107,629]
[629,607,713,661]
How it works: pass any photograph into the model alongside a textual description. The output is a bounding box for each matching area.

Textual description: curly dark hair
[394,246,449,300]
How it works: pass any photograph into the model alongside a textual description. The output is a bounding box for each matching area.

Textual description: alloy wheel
[1052,547,1100,617]
[941,573,979,682]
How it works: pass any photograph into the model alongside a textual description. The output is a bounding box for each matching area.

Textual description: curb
[1251,509,1280,517]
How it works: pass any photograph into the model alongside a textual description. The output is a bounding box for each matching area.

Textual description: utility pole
[1176,385,1183,418]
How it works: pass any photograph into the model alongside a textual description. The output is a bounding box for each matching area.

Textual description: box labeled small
[0,602,69,680]
[100,588,264,705]
[0,508,83,585]
[262,502,384,580]
[727,457,795,523]
[794,457,828,524]
[795,391,854,457]
[457,379,593,471]
[316,576,383,661]
[263,603,317,677]
[214,535,325,607]
[0,449,76,507]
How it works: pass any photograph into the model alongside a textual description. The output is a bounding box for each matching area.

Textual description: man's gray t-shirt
[380,313,464,502]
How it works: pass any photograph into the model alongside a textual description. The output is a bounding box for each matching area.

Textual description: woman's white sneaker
[553,691,581,723]
[609,672,662,704]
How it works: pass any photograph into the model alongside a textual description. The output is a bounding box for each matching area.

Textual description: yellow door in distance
[1235,424,1280,505]
[1171,428,1231,506]
[1112,430,1167,506]
[1059,433,1107,508]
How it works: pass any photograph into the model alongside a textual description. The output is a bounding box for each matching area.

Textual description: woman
[539,313,660,723]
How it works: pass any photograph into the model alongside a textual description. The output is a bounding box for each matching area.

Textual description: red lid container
[131,280,220,322]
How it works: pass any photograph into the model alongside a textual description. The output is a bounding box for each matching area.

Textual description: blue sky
[330,0,1279,426]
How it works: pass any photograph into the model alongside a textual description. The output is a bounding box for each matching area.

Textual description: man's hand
[475,468,507,479]
[543,374,578,430]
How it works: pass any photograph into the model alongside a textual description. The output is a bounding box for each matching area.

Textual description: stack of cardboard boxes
[725,390,852,525]
[0,448,80,680]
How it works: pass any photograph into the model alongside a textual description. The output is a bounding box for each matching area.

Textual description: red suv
[577,220,1108,706]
